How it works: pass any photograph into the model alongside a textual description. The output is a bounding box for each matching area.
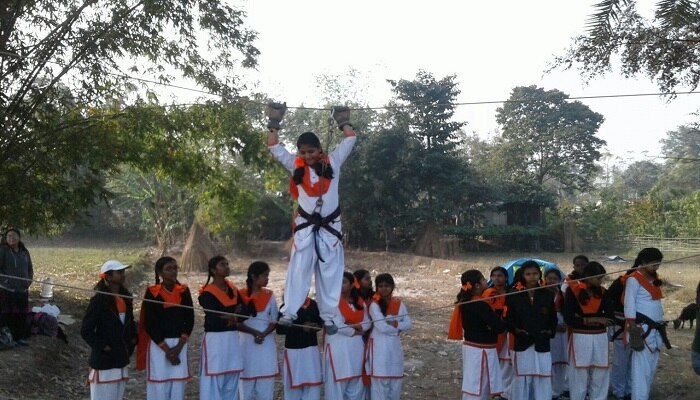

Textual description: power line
[3,49,700,112]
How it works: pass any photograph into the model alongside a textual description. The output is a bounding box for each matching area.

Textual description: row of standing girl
[453,248,666,400]
[81,258,412,400]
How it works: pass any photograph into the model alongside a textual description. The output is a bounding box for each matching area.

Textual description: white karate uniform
[567,331,609,400]
[146,338,190,400]
[511,346,552,400]
[199,331,244,400]
[270,136,356,324]
[462,342,503,400]
[88,368,128,400]
[324,302,370,400]
[283,347,322,400]
[240,290,279,400]
[367,301,412,400]
[624,275,664,400]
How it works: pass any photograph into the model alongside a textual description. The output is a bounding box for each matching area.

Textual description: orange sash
[148,284,188,309]
[115,296,126,314]
[289,156,332,200]
[239,288,273,312]
[569,283,604,315]
[629,271,663,300]
[136,284,189,370]
[198,280,239,307]
[482,288,506,312]
[447,294,485,340]
[338,298,365,325]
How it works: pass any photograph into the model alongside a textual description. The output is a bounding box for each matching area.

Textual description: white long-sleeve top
[623,274,663,323]
[367,300,412,378]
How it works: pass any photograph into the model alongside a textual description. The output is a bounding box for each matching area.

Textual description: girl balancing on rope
[448,269,507,400]
[81,260,137,400]
[266,102,357,335]
[563,262,614,400]
[136,256,194,400]
[482,266,512,400]
[366,273,412,400]
[197,256,256,400]
[505,260,557,400]
[238,261,279,400]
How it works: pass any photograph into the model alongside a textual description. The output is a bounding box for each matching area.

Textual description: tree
[0,0,258,231]
[388,71,478,222]
[495,86,606,192]
[552,0,700,93]
[619,160,662,199]
[104,101,263,253]
[655,125,700,196]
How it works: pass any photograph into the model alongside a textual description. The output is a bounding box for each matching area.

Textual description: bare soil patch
[0,242,697,399]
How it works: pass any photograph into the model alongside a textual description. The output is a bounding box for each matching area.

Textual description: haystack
[180,222,218,273]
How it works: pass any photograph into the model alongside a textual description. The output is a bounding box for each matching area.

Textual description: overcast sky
[232,0,698,164]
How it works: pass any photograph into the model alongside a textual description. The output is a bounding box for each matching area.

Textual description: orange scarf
[447,294,485,341]
[148,284,187,309]
[198,280,239,307]
[338,298,365,325]
[629,270,663,300]
[136,283,189,371]
[239,288,273,312]
[289,156,332,200]
[482,288,506,311]
[569,283,604,315]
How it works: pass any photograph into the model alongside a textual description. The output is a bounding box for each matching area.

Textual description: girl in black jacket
[81,260,137,400]
[505,260,557,400]
[449,269,507,400]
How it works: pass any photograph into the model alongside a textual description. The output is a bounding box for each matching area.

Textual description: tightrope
[2,251,698,332]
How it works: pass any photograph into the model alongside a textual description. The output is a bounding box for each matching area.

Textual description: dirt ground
[0,241,698,399]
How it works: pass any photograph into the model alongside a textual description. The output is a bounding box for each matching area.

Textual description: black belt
[636,312,672,349]
[293,206,342,262]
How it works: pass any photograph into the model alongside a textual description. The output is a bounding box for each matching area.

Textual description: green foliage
[0,0,258,232]
[496,86,606,192]
[553,0,700,93]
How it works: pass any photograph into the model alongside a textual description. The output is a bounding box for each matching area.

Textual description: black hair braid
[457,270,483,304]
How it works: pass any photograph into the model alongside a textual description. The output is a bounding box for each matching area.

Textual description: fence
[621,235,700,253]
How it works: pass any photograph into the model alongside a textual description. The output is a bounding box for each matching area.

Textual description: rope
[0,273,318,331]
[2,252,698,332]
[3,48,699,112]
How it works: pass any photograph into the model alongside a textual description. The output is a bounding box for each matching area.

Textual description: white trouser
[90,381,126,400]
[462,374,490,400]
[199,372,240,400]
[610,339,632,398]
[567,365,609,400]
[499,358,513,399]
[551,363,567,397]
[325,376,364,400]
[281,233,345,322]
[370,377,402,400]
[147,380,186,400]
[630,347,659,400]
[284,383,320,400]
[240,377,275,400]
[511,375,551,400]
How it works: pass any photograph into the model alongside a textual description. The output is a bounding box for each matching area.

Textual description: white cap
[100,260,131,274]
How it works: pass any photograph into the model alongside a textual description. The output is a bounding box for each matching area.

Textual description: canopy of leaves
[495,85,606,192]
[552,0,700,93]
[0,0,259,232]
